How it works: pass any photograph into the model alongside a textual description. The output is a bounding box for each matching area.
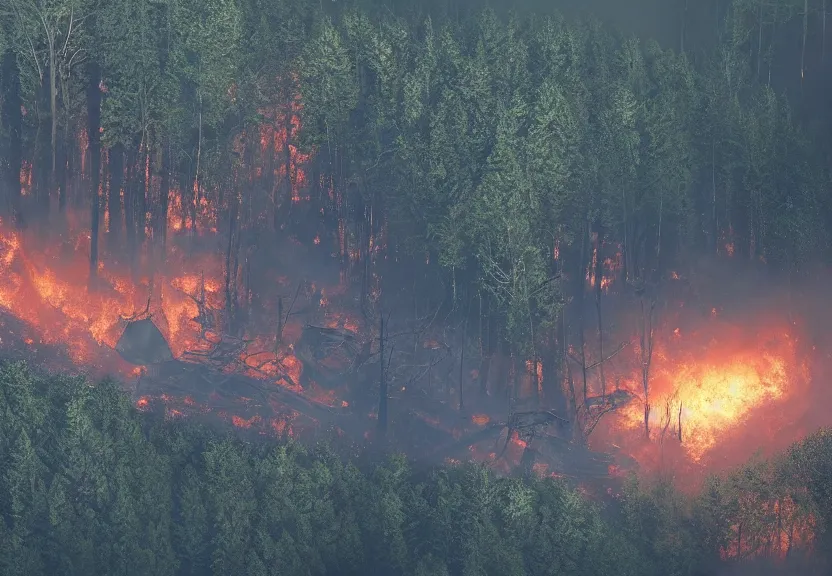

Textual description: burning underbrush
[0,208,566,476]
[585,260,824,492]
[1,198,830,503]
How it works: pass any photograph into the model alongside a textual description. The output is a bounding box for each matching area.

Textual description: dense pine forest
[0,360,828,575]
[2,0,832,573]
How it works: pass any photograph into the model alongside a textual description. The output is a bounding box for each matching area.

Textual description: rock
[116,318,174,366]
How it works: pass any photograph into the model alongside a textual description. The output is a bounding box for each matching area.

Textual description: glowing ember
[0,214,229,367]
[471,414,490,426]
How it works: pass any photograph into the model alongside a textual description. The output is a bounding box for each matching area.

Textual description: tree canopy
[0,361,828,575]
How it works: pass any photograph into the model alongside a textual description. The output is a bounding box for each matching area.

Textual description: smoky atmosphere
[1,0,832,574]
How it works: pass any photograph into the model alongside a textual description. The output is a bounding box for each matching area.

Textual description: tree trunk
[225,191,240,333]
[137,146,147,251]
[159,141,170,260]
[801,0,808,88]
[36,81,51,219]
[192,79,202,239]
[48,35,58,206]
[640,296,655,439]
[820,0,826,70]
[1,50,23,226]
[124,149,136,274]
[479,293,492,396]
[594,224,606,398]
[576,221,589,405]
[88,63,102,285]
[109,144,124,243]
[459,296,470,412]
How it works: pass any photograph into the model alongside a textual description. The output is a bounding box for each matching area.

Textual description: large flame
[0,214,223,367]
[591,307,812,487]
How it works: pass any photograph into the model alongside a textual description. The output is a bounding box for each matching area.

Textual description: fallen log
[137,359,366,437]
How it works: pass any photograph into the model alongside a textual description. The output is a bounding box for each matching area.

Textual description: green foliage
[4,0,827,357]
[1,361,830,575]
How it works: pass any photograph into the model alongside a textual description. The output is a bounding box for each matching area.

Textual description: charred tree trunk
[109,143,124,244]
[1,50,23,226]
[283,104,293,207]
[639,295,656,439]
[159,141,170,259]
[820,0,826,70]
[478,291,491,396]
[124,149,136,274]
[265,120,276,232]
[276,297,284,350]
[36,81,51,220]
[562,304,579,430]
[577,221,589,405]
[137,146,147,252]
[88,63,102,284]
[48,37,57,200]
[56,134,68,213]
[801,0,808,89]
[459,295,471,412]
[757,0,763,81]
[594,225,607,398]
[225,192,240,333]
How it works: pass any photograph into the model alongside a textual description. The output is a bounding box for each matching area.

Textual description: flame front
[0,217,226,368]
[592,313,811,483]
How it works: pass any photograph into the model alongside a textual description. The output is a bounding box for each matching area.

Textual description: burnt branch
[566,340,629,371]
[120,296,152,322]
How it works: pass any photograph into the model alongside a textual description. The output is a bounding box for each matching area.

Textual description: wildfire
[0,216,230,367]
[593,312,811,481]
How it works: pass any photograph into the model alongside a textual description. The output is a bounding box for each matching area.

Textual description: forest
[0,360,828,576]
[2,0,832,573]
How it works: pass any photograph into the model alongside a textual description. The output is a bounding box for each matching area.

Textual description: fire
[0,214,233,367]
[594,312,810,481]
[471,414,490,426]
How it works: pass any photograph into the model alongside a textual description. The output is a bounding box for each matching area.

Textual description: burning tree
[0,0,827,489]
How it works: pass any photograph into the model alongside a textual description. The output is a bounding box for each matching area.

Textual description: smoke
[712,553,825,576]
[586,254,832,486]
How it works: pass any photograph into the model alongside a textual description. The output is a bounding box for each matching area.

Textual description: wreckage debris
[116,318,174,366]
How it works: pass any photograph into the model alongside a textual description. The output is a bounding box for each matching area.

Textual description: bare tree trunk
[577,221,589,405]
[479,293,491,396]
[48,34,57,203]
[801,0,808,87]
[594,225,606,398]
[87,63,101,285]
[124,149,136,274]
[1,50,23,226]
[109,144,124,244]
[639,295,656,439]
[712,139,717,254]
[225,191,239,333]
[678,401,683,441]
[192,75,202,239]
[137,144,147,252]
[459,295,470,412]
[159,140,170,260]
[820,0,826,70]
[757,0,764,80]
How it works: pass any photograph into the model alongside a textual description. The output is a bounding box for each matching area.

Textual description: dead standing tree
[636,282,657,440]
